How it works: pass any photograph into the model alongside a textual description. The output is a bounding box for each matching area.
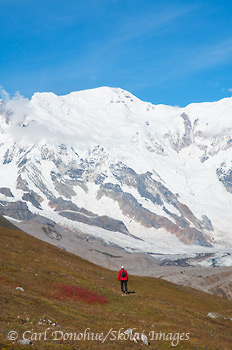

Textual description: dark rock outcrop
[0,201,35,221]
[42,224,62,241]
[22,193,42,209]
[0,187,14,197]
[49,197,79,212]
[59,211,129,235]
[217,166,232,193]
[97,181,211,247]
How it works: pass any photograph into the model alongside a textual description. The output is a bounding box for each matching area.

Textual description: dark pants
[120,280,128,293]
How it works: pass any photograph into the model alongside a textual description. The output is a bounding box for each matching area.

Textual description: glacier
[1,86,232,267]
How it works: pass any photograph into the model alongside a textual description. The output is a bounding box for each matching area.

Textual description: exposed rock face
[42,224,62,241]
[96,164,212,246]
[201,215,214,232]
[4,86,232,262]
[59,211,129,235]
[49,197,129,235]
[165,113,194,152]
[0,201,35,220]
[49,197,79,212]
[0,187,13,197]
[97,182,211,246]
[51,172,76,199]
[217,164,232,193]
[22,193,42,209]
[16,175,30,192]
[0,142,214,246]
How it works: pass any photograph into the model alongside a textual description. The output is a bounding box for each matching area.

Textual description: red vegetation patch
[53,284,108,304]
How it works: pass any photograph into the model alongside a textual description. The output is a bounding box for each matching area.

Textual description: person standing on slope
[118,266,128,294]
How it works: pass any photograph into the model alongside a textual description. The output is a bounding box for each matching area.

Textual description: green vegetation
[0,217,232,349]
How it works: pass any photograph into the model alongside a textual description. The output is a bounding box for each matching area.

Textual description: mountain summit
[1,87,232,266]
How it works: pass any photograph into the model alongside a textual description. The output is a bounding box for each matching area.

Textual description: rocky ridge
[0,87,232,265]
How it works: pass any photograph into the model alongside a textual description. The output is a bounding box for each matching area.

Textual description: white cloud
[0,87,91,146]
[0,86,10,100]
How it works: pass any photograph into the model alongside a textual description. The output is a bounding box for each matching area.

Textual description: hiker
[118,266,128,293]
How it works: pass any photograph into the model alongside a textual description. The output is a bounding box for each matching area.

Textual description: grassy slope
[0,217,232,350]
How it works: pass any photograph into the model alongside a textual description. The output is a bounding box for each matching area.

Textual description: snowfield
[1,87,232,266]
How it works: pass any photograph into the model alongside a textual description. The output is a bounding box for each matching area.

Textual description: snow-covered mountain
[1,87,232,266]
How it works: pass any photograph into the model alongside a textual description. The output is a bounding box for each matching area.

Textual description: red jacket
[118,269,128,281]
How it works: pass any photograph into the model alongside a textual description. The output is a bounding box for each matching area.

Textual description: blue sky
[1,0,232,106]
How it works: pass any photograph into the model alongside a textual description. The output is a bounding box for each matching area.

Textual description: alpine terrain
[1,87,232,267]
[1,215,232,350]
